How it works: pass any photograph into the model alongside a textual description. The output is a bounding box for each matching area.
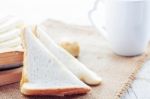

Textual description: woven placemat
[0,20,150,99]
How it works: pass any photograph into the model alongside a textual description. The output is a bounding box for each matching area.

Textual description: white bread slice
[0,37,21,48]
[35,26,101,85]
[0,29,23,53]
[20,27,91,96]
[0,29,20,43]
[0,16,24,34]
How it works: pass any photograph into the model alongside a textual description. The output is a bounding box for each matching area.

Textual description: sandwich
[20,27,91,96]
[34,26,102,85]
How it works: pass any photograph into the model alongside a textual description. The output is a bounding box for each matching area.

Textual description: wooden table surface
[122,60,150,99]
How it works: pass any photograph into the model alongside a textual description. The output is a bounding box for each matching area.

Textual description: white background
[0,0,94,25]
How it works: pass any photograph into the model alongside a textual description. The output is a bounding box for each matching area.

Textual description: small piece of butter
[60,41,80,58]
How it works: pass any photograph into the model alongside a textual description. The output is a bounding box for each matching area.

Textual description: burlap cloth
[0,20,150,99]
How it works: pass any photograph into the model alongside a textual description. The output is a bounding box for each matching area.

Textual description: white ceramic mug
[89,0,150,56]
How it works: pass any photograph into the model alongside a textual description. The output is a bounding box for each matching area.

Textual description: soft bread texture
[0,16,24,33]
[0,37,21,48]
[0,15,24,52]
[35,26,102,85]
[20,27,91,96]
[0,29,21,43]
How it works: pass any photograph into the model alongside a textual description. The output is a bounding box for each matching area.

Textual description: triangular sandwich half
[34,26,101,85]
[20,27,91,96]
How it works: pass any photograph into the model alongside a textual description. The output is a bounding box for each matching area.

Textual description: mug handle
[88,0,108,40]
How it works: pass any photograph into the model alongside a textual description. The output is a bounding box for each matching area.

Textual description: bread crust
[20,28,28,87]
[21,86,90,96]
